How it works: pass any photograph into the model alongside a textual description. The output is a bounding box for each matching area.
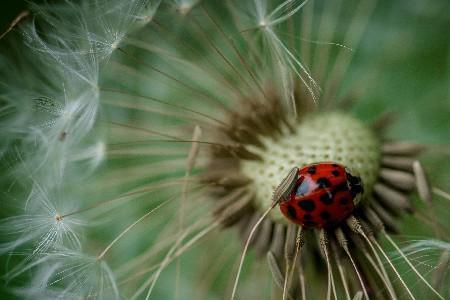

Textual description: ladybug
[275,162,363,228]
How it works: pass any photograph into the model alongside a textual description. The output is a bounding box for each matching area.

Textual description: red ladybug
[277,163,363,228]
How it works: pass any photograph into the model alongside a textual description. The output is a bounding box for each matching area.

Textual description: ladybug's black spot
[298,200,316,212]
[287,205,297,219]
[320,192,333,205]
[303,214,312,220]
[316,177,331,189]
[331,170,340,177]
[307,166,316,174]
[320,211,331,220]
[339,198,349,205]
[332,163,338,167]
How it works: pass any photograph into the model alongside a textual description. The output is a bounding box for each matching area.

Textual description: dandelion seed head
[241,112,380,221]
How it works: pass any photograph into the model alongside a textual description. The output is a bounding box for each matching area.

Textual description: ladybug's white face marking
[241,112,381,223]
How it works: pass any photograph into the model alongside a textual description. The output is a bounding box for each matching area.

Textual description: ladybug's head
[345,168,364,204]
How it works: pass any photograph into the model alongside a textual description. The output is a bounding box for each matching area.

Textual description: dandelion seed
[0,181,83,283]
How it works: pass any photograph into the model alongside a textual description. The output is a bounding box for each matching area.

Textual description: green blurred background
[0,0,449,299]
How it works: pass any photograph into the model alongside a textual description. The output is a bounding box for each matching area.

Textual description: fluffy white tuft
[11,250,119,300]
[0,182,83,272]
[1,0,152,182]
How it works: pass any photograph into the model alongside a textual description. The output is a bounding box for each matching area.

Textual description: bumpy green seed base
[241,112,381,222]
